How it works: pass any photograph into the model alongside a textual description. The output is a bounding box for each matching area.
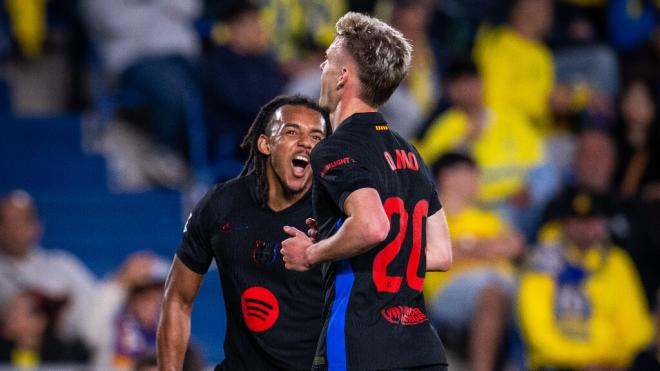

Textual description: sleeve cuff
[337,178,377,212]
[176,248,210,274]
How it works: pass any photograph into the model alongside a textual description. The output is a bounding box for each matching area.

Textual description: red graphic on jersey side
[321,157,354,177]
[381,306,428,325]
[241,287,280,332]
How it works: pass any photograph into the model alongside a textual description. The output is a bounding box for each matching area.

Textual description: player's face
[265,105,326,195]
[319,39,344,113]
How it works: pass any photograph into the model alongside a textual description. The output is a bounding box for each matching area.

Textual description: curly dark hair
[239,95,331,207]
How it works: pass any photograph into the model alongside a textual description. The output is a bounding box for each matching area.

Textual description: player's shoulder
[390,129,418,151]
[196,175,255,210]
[311,133,355,161]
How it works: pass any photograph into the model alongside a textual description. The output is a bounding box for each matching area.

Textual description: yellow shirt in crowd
[474,25,554,132]
[518,243,654,369]
[416,108,545,204]
[261,0,346,61]
[424,207,513,301]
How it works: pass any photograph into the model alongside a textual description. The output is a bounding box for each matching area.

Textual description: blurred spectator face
[0,191,42,258]
[229,9,269,55]
[2,292,49,342]
[621,80,656,131]
[575,131,616,192]
[448,75,483,110]
[562,216,608,249]
[392,0,432,40]
[511,0,554,38]
[128,286,163,331]
[438,164,480,204]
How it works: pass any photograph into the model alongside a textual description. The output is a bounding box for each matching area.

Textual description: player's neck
[332,96,377,131]
[265,168,310,212]
[267,190,307,212]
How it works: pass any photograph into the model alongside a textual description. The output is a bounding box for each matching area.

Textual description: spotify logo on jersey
[241,286,280,332]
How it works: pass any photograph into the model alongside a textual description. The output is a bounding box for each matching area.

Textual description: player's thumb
[283,225,304,237]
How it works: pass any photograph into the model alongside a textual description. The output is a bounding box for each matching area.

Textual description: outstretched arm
[157,257,204,371]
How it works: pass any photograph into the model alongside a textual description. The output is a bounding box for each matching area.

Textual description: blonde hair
[335,12,412,107]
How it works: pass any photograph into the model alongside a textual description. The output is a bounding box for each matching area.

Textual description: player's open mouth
[291,154,310,177]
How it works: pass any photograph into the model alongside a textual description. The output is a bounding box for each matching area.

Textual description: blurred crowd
[1,0,659,370]
[0,191,204,370]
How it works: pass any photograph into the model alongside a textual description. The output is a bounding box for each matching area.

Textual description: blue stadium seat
[0,113,226,363]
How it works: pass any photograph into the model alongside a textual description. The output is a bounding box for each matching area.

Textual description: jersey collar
[336,111,388,132]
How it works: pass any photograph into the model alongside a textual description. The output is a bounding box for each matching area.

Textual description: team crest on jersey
[381,305,428,325]
[252,240,278,266]
[241,286,280,332]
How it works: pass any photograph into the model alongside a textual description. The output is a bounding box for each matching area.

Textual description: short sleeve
[428,187,442,216]
[176,186,218,274]
[311,140,376,212]
[415,145,442,215]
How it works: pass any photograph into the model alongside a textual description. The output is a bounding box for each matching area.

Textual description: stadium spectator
[473,0,556,131]
[620,24,660,88]
[551,0,619,105]
[474,0,611,135]
[613,78,660,201]
[259,0,346,64]
[630,290,660,371]
[416,60,558,239]
[81,0,201,167]
[81,252,202,370]
[607,79,660,310]
[424,153,524,371]
[202,2,286,171]
[537,128,635,257]
[3,0,47,60]
[607,0,659,52]
[0,190,96,340]
[558,129,634,246]
[0,289,91,368]
[571,129,617,193]
[387,0,441,139]
[518,187,654,370]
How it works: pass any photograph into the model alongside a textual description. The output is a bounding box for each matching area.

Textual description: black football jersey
[310,112,448,370]
[177,174,324,370]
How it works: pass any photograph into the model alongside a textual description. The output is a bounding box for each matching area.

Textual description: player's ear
[257,134,271,155]
[337,67,348,90]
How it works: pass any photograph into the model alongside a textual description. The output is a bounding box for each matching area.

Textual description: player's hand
[305,218,319,242]
[281,226,313,272]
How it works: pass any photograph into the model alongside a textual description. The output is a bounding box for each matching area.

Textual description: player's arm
[425,208,452,272]
[157,256,204,371]
[307,187,389,263]
[286,188,389,267]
